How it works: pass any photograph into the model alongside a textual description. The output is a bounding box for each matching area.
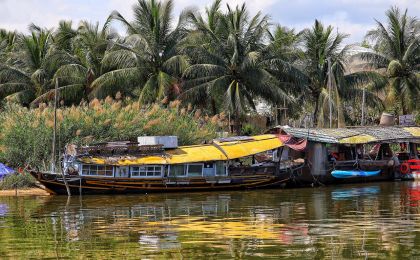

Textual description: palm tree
[95,0,189,103]
[299,20,349,127]
[292,20,384,127]
[31,20,117,105]
[0,29,17,63]
[0,25,56,105]
[356,7,420,115]
[182,1,288,133]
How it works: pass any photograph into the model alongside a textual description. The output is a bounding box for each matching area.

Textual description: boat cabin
[77,162,228,178]
[67,134,283,179]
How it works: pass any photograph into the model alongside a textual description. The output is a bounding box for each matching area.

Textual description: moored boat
[30,134,296,195]
[270,126,420,186]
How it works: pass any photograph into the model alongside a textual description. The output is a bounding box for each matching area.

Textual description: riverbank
[0,188,50,196]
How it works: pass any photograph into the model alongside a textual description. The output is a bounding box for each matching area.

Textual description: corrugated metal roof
[79,134,283,165]
[277,126,420,144]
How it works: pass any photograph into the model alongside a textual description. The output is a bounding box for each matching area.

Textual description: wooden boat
[270,126,420,185]
[29,135,295,195]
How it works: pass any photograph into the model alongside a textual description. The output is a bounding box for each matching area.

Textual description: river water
[1,182,420,259]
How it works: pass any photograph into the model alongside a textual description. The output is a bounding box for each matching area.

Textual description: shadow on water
[1,182,420,258]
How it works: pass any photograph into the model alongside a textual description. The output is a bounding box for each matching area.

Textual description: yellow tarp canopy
[338,134,377,144]
[79,134,283,165]
[404,127,420,137]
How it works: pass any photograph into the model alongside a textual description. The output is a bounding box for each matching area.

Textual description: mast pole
[53,78,71,196]
[51,78,58,173]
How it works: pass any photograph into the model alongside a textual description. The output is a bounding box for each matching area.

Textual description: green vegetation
[355,7,420,115]
[0,98,220,170]
[0,1,416,125]
[0,173,36,190]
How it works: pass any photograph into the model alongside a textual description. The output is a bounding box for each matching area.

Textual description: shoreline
[0,187,51,196]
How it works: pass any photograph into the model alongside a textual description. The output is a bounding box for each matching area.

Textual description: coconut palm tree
[356,7,420,115]
[95,0,189,103]
[31,20,117,105]
[182,1,288,133]
[0,25,57,105]
[298,20,349,127]
[292,20,384,127]
[0,29,17,63]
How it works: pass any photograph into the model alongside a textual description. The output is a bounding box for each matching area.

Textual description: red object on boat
[407,159,420,170]
[277,134,307,151]
[401,163,410,174]
[277,134,292,143]
[401,159,420,174]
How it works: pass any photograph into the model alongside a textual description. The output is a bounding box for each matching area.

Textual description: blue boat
[331,170,381,178]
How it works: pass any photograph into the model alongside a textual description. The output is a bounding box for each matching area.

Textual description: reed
[0,99,224,170]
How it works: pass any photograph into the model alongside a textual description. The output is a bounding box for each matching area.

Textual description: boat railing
[77,143,165,156]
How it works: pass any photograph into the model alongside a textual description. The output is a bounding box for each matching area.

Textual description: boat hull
[30,168,291,195]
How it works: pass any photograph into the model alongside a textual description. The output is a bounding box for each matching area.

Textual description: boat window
[215,161,227,176]
[187,164,203,177]
[81,165,113,177]
[115,166,129,178]
[169,165,186,176]
[131,165,162,177]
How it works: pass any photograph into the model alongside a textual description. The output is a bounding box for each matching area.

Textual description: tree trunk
[401,97,408,115]
[313,93,320,127]
[211,98,217,115]
[232,109,242,135]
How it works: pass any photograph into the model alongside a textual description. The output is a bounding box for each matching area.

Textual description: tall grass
[0,98,223,170]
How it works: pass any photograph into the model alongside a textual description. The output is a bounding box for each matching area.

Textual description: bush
[0,99,222,170]
[0,173,37,190]
[241,123,263,136]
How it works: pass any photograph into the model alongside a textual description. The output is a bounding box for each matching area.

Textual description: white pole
[361,87,366,126]
[328,58,332,128]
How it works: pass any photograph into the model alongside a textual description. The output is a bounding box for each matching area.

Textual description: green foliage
[101,0,189,103]
[0,1,417,131]
[241,123,262,136]
[182,1,288,134]
[0,99,219,170]
[358,6,420,115]
[0,173,37,190]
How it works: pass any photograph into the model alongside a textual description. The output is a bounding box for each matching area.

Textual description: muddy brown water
[0,182,420,259]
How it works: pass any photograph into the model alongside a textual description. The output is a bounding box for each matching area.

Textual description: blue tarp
[0,163,14,178]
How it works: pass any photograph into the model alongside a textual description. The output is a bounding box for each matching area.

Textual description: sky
[0,0,418,44]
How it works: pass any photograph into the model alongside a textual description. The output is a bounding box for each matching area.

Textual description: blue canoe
[331,169,381,178]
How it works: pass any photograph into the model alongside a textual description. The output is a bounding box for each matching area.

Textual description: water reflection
[0,203,8,216]
[331,186,380,200]
[1,182,420,258]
